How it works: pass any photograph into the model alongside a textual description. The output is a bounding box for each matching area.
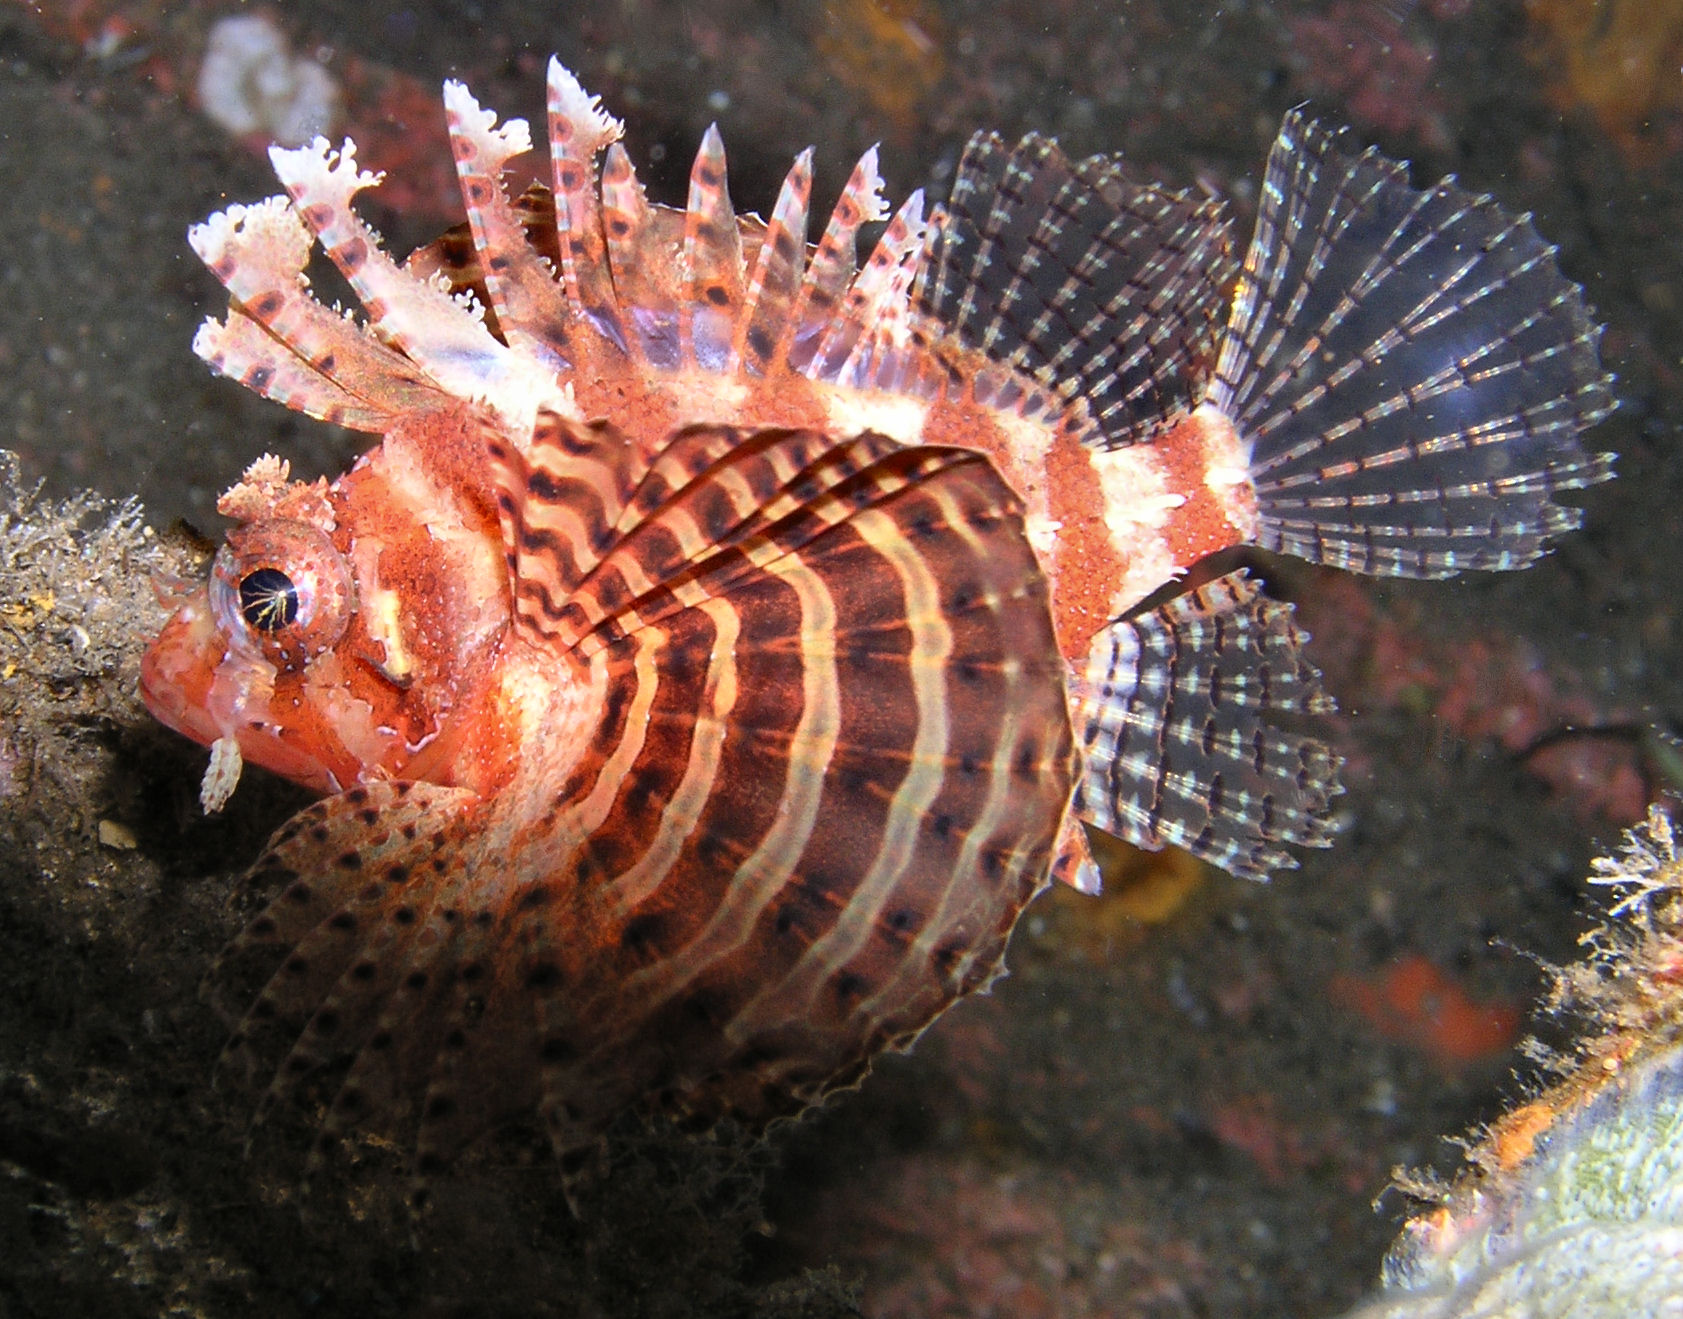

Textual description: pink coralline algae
[1286,1,1456,149]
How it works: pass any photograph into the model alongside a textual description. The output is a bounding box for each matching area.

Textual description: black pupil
[239,567,301,632]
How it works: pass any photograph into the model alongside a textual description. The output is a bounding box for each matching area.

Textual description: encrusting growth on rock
[1343,804,1683,1319]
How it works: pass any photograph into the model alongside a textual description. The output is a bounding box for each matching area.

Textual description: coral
[1527,0,1683,164]
[1207,1092,1359,1186]
[815,0,946,138]
[810,1152,1213,1319]
[0,452,195,849]
[1285,1,1454,149]
[1334,955,1522,1072]
[1033,834,1209,967]
[1299,574,1650,826]
[12,1,463,225]
[196,14,340,148]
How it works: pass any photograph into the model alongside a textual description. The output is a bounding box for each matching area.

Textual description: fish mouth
[141,592,373,799]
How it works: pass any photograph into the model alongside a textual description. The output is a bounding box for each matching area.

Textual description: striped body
[172,405,1071,1172]
[142,58,1612,1177]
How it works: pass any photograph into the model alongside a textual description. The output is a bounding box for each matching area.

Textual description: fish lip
[139,642,211,743]
[139,598,224,742]
[137,650,175,723]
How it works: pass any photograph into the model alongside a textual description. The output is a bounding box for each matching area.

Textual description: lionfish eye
[210,518,355,670]
[238,567,300,632]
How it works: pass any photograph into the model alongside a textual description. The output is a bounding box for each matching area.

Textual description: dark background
[0,2,1676,1315]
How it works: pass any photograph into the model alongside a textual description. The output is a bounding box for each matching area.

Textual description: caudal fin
[1212,110,1614,577]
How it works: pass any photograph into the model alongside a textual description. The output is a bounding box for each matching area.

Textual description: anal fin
[1067,572,1340,882]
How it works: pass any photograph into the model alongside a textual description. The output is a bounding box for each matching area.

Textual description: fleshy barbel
[142,58,1613,1191]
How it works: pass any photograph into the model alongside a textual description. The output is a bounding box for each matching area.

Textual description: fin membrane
[917,132,1236,446]
[202,781,550,1167]
[1213,110,1615,577]
[498,423,1078,1151]
[493,412,931,653]
[1067,572,1339,882]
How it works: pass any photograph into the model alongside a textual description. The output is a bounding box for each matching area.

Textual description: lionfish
[141,57,1613,1184]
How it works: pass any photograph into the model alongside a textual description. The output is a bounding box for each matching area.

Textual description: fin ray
[917,132,1236,446]
[189,197,449,428]
[734,150,814,374]
[527,438,1076,1146]
[680,124,747,370]
[545,56,627,342]
[205,782,488,1141]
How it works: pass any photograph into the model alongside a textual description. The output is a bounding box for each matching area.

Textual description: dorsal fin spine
[680,124,746,371]
[267,136,559,437]
[187,197,440,429]
[545,56,627,348]
[788,147,887,374]
[733,149,814,375]
[441,80,580,372]
[817,190,930,388]
[598,142,663,366]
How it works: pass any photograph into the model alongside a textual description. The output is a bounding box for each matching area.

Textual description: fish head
[142,413,515,807]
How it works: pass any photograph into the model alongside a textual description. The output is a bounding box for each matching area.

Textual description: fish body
[142,60,1612,1177]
